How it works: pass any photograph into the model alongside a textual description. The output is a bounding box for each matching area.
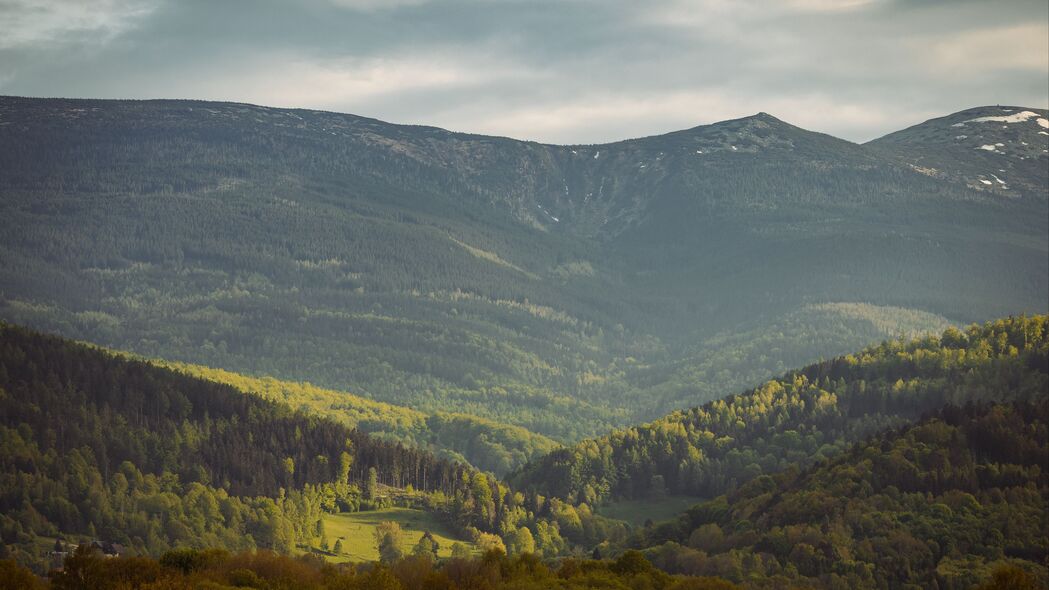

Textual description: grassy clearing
[317,508,476,563]
[596,495,705,527]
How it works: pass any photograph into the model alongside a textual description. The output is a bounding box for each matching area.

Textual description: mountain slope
[0,97,1046,442]
[868,105,1049,198]
[154,359,559,475]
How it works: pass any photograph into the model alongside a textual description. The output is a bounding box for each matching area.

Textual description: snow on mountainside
[868,105,1049,198]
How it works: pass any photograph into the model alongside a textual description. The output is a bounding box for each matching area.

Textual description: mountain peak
[868,104,1049,197]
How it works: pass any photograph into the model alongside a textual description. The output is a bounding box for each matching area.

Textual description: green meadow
[318,508,476,563]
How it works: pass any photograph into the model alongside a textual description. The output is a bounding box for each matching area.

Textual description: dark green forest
[0,322,458,564]
[636,400,1048,588]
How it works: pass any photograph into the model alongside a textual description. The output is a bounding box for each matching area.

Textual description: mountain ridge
[0,95,1045,445]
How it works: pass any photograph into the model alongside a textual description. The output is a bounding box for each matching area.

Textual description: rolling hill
[513,315,1049,587]
[638,398,1049,588]
[0,322,476,567]
[1,316,1045,589]
[153,359,558,475]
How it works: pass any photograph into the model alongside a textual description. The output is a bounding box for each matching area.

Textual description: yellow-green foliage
[161,361,428,438]
[156,360,559,475]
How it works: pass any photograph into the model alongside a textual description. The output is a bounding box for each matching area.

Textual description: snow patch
[991,174,1006,185]
[965,110,1042,124]
[978,145,998,151]
[1038,118,1049,129]
[593,151,600,159]
[954,135,968,140]
[979,179,993,185]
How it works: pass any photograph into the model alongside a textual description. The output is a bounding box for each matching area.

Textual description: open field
[317,508,476,563]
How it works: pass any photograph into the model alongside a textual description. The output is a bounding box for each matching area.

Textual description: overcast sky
[1,0,1046,144]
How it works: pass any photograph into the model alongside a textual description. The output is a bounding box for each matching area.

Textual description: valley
[0,96,1046,589]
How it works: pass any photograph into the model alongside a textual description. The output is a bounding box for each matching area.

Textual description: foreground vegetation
[2,547,748,590]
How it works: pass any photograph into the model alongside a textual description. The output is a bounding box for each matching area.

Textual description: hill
[0,322,482,571]
[0,322,631,574]
[1,318,1045,588]
[637,399,1048,588]
[511,316,1048,506]
[0,97,1046,443]
[155,360,558,475]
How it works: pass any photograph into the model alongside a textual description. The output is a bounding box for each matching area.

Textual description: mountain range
[0,97,1046,453]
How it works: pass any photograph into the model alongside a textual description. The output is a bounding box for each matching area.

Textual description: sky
[0,0,1046,144]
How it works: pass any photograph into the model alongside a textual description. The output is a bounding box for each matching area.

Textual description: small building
[90,540,126,557]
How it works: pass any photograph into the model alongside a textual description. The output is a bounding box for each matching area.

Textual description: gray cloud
[0,0,1045,143]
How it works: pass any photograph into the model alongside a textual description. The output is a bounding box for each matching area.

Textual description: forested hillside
[0,322,640,575]
[637,399,1048,588]
[2,318,1046,589]
[512,316,1049,507]
[155,360,558,475]
[1,97,1045,444]
[0,322,462,567]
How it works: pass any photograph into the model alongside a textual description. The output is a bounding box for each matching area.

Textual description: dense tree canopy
[637,399,1049,588]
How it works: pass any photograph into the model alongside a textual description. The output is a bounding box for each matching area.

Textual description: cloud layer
[0,0,1046,143]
